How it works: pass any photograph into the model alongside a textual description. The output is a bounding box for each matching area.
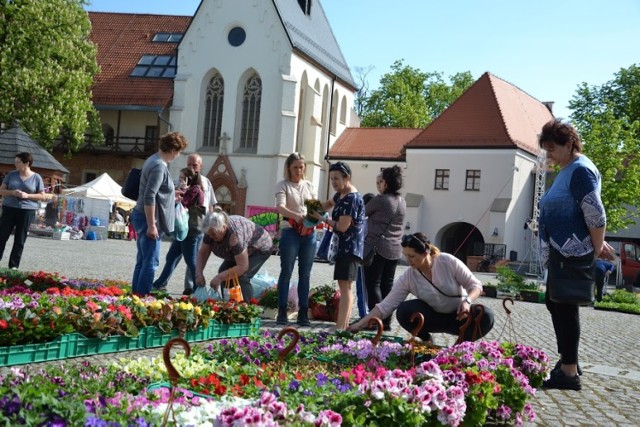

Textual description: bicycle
[476,255,498,273]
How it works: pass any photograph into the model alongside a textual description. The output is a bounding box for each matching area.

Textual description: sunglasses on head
[401,234,428,253]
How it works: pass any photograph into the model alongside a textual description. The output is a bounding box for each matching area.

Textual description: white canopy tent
[62,173,136,210]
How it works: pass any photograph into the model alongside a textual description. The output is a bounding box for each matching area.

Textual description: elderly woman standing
[131,131,188,296]
[0,152,46,269]
[195,208,272,301]
[274,152,317,326]
[538,119,612,391]
[363,165,406,331]
[312,161,365,330]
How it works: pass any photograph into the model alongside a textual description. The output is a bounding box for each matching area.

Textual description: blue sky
[84,0,640,120]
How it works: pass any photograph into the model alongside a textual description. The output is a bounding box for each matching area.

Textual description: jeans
[355,266,368,318]
[183,233,205,291]
[396,299,495,342]
[219,252,271,301]
[154,233,203,290]
[131,209,161,296]
[364,253,399,326]
[276,228,316,311]
[0,206,36,269]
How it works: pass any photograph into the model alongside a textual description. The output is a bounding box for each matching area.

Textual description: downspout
[158,107,173,131]
[324,75,336,200]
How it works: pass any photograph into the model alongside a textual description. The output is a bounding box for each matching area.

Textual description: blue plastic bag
[316,229,339,264]
[173,203,189,242]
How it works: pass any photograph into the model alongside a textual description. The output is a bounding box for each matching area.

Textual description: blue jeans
[355,266,368,318]
[277,228,316,311]
[131,209,161,296]
[153,233,203,290]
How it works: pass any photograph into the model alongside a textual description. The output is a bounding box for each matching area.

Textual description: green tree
[0,0,102,151]
[359,59,473,128]
[569,64,640,232]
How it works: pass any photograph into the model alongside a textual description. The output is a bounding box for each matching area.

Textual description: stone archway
[205,154,246,216]
[438,222,484,264]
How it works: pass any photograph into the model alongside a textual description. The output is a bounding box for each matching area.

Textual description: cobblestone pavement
[7,235,640,425]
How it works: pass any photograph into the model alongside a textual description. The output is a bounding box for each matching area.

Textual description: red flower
[0,320,8,330]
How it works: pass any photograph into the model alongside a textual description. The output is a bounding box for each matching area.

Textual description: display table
[108,222,128,239]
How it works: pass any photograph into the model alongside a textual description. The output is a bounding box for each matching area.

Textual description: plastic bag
[250,269,277,298]
[317,229,339,264]
[193,286,219,302]
[173,203,189,242]
[288,280,299,312]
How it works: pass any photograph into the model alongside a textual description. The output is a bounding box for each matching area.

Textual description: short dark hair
[329,161,351,178]
[381,165,403,195]
[539,119,582,153]
[15,152,33,167]
[181,167,202,187]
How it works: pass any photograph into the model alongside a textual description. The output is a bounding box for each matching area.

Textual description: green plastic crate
[144,327,179,349]
[0,335,69,366]
[184,324,210,342]
[218,318,261,338]
[66,331,145,358]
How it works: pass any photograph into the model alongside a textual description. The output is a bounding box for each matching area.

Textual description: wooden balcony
[53,135,157,157]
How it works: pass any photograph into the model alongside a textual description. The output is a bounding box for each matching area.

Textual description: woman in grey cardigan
[363,165,406,331]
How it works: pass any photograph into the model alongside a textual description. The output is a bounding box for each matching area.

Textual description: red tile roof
[88,12,191,109]
[329,128,423,161]
[406,72,554,156]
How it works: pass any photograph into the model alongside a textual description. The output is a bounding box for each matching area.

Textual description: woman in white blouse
[348,232,494,342]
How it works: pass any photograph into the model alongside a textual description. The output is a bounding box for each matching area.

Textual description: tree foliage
[569,64,640,232]
[359,59,474,128]
[0,0,102,151]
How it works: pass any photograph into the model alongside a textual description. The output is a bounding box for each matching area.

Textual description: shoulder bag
[188,205,206,237]
[417,269,462,298]
[547,247,595,305]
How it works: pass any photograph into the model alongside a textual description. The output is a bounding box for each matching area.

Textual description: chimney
[542,102,554,114]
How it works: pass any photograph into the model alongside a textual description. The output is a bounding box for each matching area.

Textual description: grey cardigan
[365,194,406,260]
[134,152,175,234]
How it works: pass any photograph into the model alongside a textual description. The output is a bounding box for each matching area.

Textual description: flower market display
[0,325,549,426]
[0,268,551,425]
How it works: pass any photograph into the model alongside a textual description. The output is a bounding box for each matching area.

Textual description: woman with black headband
[312,161,365,330]
[348,232,494,342]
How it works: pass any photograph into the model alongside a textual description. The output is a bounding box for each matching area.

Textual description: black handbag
[187,205,206,237]
[361,242,376,267]
[547,247,596,305]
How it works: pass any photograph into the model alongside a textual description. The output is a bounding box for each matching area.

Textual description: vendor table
[108,222,128,239]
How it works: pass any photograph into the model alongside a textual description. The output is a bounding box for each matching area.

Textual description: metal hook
[502,297,514,315]
[277,326,300,360]
[367,317,384,347]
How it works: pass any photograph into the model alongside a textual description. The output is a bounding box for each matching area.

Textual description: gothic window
[330,89,338,136]
[203,74,224,149]
[238,74,262,153]
[339,96,347,124]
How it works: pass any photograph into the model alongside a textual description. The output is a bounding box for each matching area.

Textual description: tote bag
[224,269,244,303]
[317,229,339,264]
[188,205,206,237]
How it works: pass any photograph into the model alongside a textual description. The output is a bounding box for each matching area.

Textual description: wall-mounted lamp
[492,227,499,236]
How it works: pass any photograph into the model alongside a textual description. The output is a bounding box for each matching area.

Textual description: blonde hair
[283,152,306,180]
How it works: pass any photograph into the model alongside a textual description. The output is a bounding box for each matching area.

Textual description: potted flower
[519,281,545,303]
[309,284,340,322]
[495,266,524,298]
[257,286,278,319]
[482,281,498,298]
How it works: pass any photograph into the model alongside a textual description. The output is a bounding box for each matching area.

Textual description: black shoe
[553,360,583,376]
[297,311,311,327]
[383,324,392,332]
[276,308,288,325]
[183,288,194,296]
[542,368,581,391]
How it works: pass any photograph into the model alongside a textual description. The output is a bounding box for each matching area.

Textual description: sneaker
[276,308,288,325]
[553,360,583,376]
[542,368,581,391]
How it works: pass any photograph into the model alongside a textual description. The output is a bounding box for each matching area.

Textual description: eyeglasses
[401,234,427,252]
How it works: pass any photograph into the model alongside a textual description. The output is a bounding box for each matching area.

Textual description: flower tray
[217,318,261,338]
[0,335,70,367]
[66,331,147,358]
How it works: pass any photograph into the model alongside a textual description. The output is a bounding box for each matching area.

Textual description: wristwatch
[464,296,474,305]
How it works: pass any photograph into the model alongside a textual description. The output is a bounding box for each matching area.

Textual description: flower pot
[309,301,339,322]
[519,290,545,303]
[259,307,278,320]
[483,287,498,298]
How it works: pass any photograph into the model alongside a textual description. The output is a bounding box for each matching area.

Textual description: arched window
[239,74,262,153]
[339,96,347,124]
[203,73,224,149]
